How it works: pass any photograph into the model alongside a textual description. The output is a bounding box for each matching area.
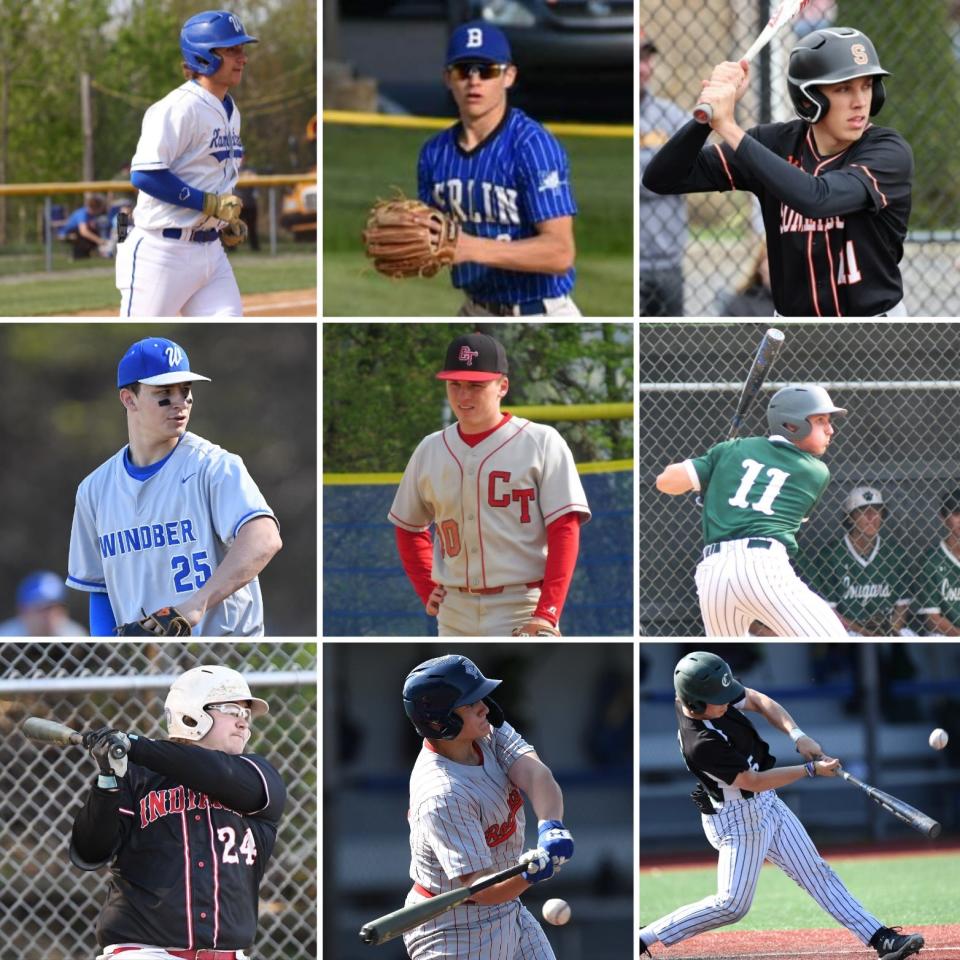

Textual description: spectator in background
[717,238,775,316]
[0,571,87,636]
[639,28,688,316]
[915,488,960,636]
[800,485,913,636]
[59,193,110,260]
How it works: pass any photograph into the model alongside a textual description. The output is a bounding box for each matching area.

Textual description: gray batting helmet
[402,655,504,740]
[674,651,745,714]
[767,385,846,441]
[787,27,889,123]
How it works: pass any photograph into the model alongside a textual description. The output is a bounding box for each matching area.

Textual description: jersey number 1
[728,459,791,516]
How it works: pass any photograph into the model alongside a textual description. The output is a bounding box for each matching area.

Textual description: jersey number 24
[728,459,791,516]
[217,825,258,866]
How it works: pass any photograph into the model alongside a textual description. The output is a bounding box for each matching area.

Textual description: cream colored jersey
[388,417,590,589]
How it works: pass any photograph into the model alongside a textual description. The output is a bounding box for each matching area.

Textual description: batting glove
[86,727,131,779]
[538,819,574,867]
[519,847,555,884]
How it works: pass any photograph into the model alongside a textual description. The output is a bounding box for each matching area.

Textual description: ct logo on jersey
[467,28,483,48]
[851,43,869,65]
[164,345,184,368]
[458,346,479,366]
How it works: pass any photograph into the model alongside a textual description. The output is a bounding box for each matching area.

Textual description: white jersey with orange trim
[388,416,591,590]
[403,720,555,960]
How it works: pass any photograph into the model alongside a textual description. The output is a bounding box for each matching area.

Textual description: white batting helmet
[844,485,884,514]
[164,665,269,741]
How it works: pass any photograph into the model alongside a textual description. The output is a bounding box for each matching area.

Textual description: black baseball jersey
[70,736,286,951]
[642,119,913,317]
[675,700,776,804]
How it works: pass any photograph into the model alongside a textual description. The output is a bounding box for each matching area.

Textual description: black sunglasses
[448,62,509,81]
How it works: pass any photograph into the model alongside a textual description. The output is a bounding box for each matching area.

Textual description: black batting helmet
[402,654,505,740]
[787,27,889,123]
[674,651,745,714]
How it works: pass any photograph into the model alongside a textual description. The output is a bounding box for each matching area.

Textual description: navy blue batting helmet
[180,10,258,77]
[402,655,504,740]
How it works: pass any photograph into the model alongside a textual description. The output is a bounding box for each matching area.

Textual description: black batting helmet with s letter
[674,651,746,714]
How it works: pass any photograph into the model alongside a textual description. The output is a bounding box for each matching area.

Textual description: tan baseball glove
[362,196,459,279]
[221,220,248,248]
[116,606,192,637]
[512,618,561,637]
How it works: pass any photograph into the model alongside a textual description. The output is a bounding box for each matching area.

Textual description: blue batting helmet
[180,10,258,77]
[402,655,504,740]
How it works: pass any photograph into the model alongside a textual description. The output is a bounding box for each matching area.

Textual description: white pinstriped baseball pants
[695,538,847,637]
[649,791,882,947]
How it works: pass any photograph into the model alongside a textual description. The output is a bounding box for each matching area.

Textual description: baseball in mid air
[542,898,571,925]
[928,728,949,751]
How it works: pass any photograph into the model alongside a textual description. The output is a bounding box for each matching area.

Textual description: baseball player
[117,10,257,316]
[639,651,924,960]
[800,485,913,636]
[642,27,913,317]
[655,384,847,637]
[914,488,960,636]
[0,570,87,636]
[401,654,573,960]
[418,22,580,316]
[66,336,282,636]
[70,665,286,960]
[388,332,591,636]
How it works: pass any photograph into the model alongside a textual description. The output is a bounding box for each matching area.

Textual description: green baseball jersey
[690,436,830,558]
[800,534,912,624]
[915,541,960,625]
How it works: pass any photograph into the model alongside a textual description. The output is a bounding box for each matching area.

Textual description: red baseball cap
[436,333,509,382]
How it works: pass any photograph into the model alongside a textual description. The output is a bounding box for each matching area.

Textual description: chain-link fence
[640,0,960,316]
[0,642,317,960]
[640,322,960,635]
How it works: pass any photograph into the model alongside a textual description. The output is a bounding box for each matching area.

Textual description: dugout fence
[640,322,960,636]
[0,643,317,960]
[640,0,960,315]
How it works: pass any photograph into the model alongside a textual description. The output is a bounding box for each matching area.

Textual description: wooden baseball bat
[22,717,128,759]
[694,0,812,124]
[838,768,941,839]
[359,861,529,945]
[728,327,785,439]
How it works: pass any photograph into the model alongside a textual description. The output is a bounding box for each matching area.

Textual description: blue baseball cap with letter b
[117,337,212,389]
[446,21,512,66]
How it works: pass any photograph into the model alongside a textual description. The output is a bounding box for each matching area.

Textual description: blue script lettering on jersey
[99,518,198,557]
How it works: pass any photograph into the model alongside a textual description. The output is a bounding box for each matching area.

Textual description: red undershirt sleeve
[535,512,582,626]
[395,527,436,605]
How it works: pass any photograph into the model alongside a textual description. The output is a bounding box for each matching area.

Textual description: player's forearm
[926,613,960,636]
[746,764,810,791]
[641,119,714,194]
[455,231,573,275]
[655,462,694,495]
[131,168,206,211]
[749,690,799,736]
[467,873,531,906]
[176,517,281,624]
[524,766,564,822]
[70,784,123,867]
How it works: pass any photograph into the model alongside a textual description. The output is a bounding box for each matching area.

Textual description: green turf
[323,122,633,316]
[0,252,316,316]
[640,852,960,929]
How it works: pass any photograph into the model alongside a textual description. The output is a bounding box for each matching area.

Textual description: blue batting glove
[538,819,574,867]
[519,847,555,884]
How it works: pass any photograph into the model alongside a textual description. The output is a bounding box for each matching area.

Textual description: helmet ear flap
[870,76,886,116]
[483,696,504,728]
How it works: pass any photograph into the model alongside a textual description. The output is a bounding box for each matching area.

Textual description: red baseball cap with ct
[436,333,509,382]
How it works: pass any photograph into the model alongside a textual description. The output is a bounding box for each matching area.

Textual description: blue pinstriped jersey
[418,107,577,304]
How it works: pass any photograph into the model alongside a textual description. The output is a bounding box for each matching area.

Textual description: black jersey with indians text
[70,737,286,951]
[643,118,913,317]
[675,700,776,804]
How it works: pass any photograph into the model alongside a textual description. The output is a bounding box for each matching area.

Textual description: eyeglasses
[207,703,252,722]
[448,62,509,81]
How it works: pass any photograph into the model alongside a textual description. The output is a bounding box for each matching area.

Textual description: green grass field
[640,852,960,929]
[323,122,632,317]
[0,249,316,315]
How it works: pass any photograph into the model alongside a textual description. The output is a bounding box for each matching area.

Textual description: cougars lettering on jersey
[418,107,577,303]
[916,540,960,625]
[131,82,245,231]
[388,417,590,589]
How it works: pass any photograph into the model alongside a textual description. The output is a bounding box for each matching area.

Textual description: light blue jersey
[67,432,277,635]
[418,107,577,304]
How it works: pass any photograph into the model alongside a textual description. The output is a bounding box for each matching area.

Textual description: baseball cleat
[870,926,924,960]
[639,934,652,956]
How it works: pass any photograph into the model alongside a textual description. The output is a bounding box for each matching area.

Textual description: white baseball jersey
[131,81,244,231]
[403,721,555,960]
[67,432,276,635]
[388,417,591,589]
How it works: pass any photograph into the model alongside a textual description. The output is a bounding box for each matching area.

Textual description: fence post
[44,195,53,273]
[269,186,278,255]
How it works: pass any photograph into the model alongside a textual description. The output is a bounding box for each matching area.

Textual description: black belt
[702,538,773,559]
[471,298,548,316]
[162,227,220,243]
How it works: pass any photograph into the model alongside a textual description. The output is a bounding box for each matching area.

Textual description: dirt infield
[645,924,960,959]
[57,287,317,317]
